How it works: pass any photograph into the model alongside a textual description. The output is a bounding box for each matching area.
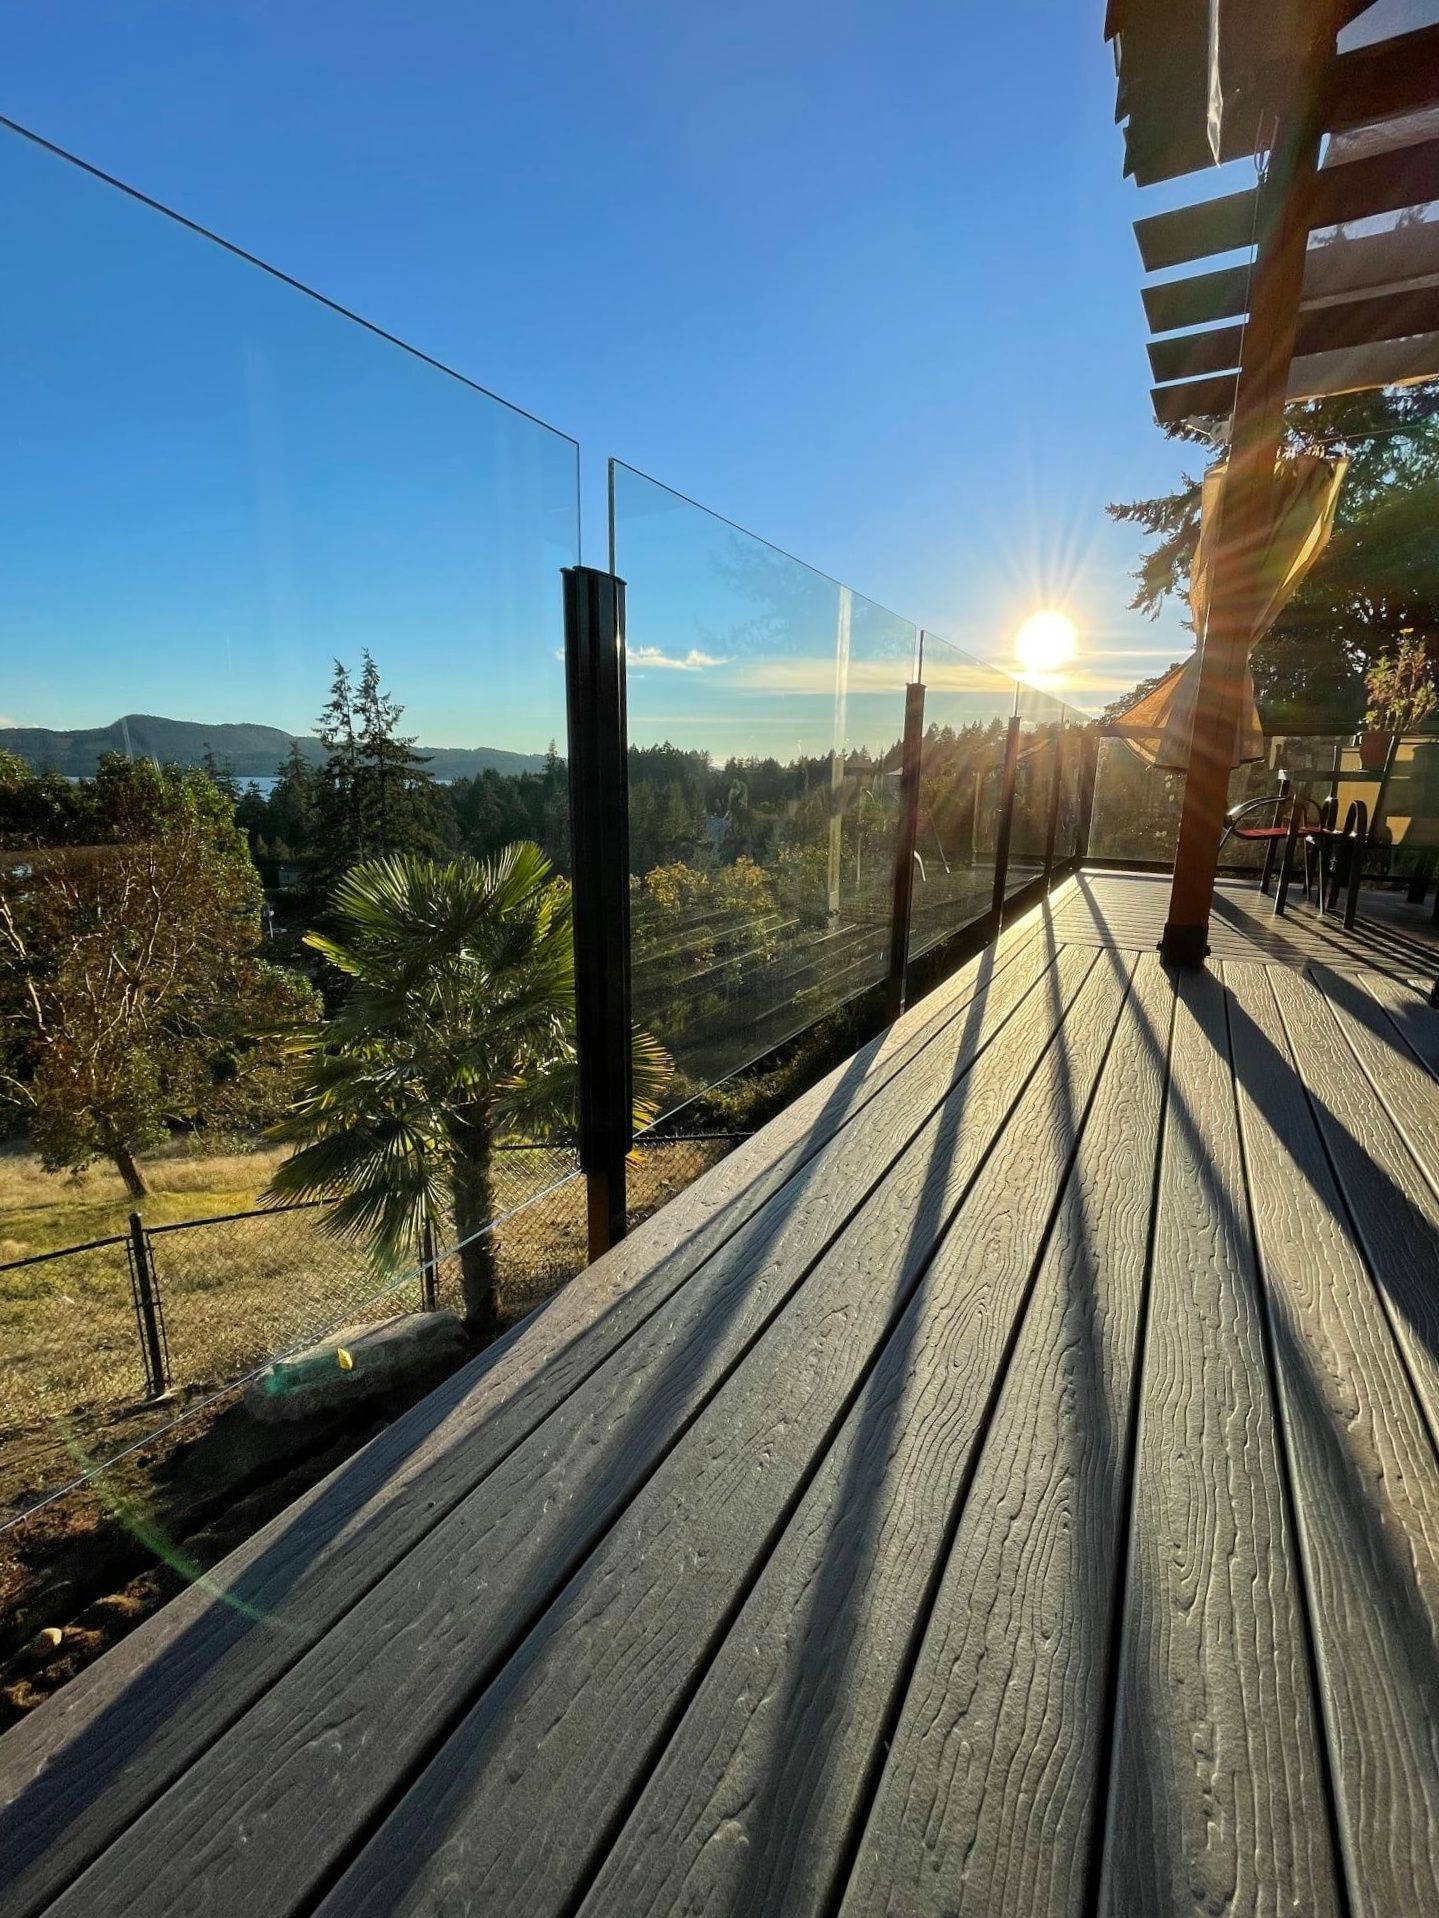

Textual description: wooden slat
[1135,136,1439,277]
[1356,969,1439,1075]
[1289,327,1439,401]
[1148,322,1243,387]
[1268,963,1439,1443]
[1226,962,1439,1915]
[1098,969,1340,1918]
[1143,262,1252,337]
[1152,371,1239,425]
[1328,25,1439,137]
[1151,278,1439,387]
[299,951,1115,1918]
[834,955,1174,1918]
[52,948,1103,1918]
[0,897,1068,1918]
[1312,963,1439,1199]
[579,950,1149,1918]
[1135,189,1257,275]
[1144,224,1439,339]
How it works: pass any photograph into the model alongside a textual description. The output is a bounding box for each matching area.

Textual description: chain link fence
[0,1133,741,1520]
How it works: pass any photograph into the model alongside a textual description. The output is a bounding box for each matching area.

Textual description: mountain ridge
[0,714,549,781]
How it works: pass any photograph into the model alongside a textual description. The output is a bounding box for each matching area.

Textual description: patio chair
[1220,777,1324,900]
[1308,797,1370,929]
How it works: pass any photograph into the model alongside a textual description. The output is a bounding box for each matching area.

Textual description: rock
[243,1312,468,1425]
[18,1626,64,1666]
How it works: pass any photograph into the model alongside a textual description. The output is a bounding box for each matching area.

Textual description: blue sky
[1,0,1224,757]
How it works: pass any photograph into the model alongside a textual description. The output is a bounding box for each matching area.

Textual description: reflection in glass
[611,463,915,1114]
[908,635,1018,957]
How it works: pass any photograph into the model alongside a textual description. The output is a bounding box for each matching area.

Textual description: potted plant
[1360,632,1438,768]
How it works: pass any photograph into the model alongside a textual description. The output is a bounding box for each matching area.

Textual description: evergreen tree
[354,649,438,855]
[316,658,364,882]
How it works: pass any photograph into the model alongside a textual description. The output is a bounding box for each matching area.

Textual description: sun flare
[1015,609,1078,678]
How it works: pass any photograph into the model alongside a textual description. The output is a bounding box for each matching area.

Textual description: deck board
[1098,968,1339,1918]
[3,870,1438,1918]
[839,954,1174,1918]
[577,950,1140,1918]
[1227,962,1439,1914]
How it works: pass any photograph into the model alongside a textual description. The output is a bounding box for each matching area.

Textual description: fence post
[885,679,926,1024]
[127,1211,170,1400]
[989,714,1023,924]
[1041,727,1065,880]
[563,564,633,1262]
[420,1215,439,1312]
[1074,726,1099,864]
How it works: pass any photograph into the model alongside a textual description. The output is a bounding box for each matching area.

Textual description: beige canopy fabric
[1109,452,1348,770]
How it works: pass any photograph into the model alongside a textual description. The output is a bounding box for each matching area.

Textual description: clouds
[628,645,728,672]
[0,715,20,729]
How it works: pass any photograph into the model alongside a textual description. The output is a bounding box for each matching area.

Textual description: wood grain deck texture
[3,870,1438,1918]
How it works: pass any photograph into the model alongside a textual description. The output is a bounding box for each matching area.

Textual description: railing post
[127,1211,170,1400]
[419,1215,439,1312]
[1041,727,1065,880]
[990,714,1023,924]
[886,680,926,1023]
[1074,726,1099,864]
[563,564,633,1261]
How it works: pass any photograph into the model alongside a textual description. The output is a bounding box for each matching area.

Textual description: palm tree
[266,843,669,1335]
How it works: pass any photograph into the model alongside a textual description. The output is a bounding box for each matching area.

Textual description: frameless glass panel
[909,633,1019,958]
[610,462,915,1115]
[1087,731,1342,868]
[0,124,579,1493]
[1010,680,1068,896]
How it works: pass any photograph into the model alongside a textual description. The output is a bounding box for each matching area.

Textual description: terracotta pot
[1357,730,1393,772]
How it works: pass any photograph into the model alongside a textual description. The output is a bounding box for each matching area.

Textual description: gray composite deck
[2,869,1439,1918]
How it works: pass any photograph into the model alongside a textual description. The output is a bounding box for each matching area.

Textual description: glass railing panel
[0,122,580,1501]
[909,634,1018,958]
[610,461,915,1115]
[1087,732,1356,868]
[1010,681,1067,896]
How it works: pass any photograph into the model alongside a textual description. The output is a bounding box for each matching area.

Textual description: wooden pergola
[1107,0,1439,963]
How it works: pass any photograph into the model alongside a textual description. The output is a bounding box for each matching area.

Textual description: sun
[1015,609,1078,678]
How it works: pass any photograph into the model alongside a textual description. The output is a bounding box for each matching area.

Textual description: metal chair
[1306,796,1369,930]
[1221,777,1324,900]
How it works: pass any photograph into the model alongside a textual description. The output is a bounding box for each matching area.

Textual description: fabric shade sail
[1107,452,1348,770]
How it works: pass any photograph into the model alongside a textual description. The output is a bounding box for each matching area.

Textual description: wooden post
[1160,11,1341,966]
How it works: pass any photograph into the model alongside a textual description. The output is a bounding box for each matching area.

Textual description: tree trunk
[110,1142,150,1200]
[450,1122,499,1338]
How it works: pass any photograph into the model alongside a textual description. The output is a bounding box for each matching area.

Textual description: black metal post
[885,681,926,1023]
[1074,727,1099,864]
[420,1215,439,1312]
[1041,728,1065,880]
[563,565,633,1260]
[127,1211,169,1400]
[990,715,1023,923]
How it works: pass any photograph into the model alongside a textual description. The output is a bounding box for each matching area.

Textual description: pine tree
[316,659,365,884]
[354,650,435,855]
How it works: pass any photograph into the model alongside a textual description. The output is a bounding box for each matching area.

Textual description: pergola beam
[1134,133,1439,274]
[1157,8,1342,967]
[1142,220,1439,336]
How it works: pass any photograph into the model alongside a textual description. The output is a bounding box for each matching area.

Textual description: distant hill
[0,714,548,782]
